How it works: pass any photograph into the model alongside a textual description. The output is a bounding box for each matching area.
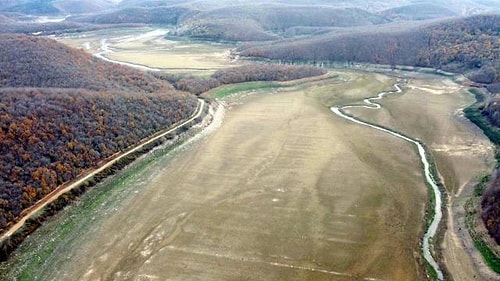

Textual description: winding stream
[90,34,444,278]
[95,39,162,72]
[330,83,444,280]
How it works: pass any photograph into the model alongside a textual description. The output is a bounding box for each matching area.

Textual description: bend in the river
[95,38,162,72]
[330,83,444,281]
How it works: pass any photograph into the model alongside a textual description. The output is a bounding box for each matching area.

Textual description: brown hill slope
[0,15,100,35]
[380,4,457,20]
[0,0,117,15]
[238,15,500,89]
[0,34,197,233]
[74,4,390,42]
[69,6,192,25]
[0,34,174,92]
[173,5,389,41]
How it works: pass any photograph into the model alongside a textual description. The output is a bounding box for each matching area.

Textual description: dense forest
[0,34,198,233]
[0,33,328,234]
[0,88,196,231]
[467,95,500,244]
[67,1,497,43]
[0,14,100,35]
[211,64,327,84]
[172,6,388,41]
[381,4,457,20]
[480,99,500,129]
[482,170,500,244]
[0,34,174,92]
[480,98,500,243]
[156,64,327,95]
[68,4,390,42]
[0,0,117,15]
[238,15,500,91]
[70,6,191,25]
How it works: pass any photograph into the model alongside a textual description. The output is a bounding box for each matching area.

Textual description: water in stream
[331,83,444,280]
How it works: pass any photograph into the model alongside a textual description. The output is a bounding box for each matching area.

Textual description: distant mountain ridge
[71,5,391,41]
[381,4,457,20]
[0,0,118,15]
[238,14,500,91]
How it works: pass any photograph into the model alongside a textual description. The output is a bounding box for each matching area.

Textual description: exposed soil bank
[2,70,487,280]
[1,74,428,280]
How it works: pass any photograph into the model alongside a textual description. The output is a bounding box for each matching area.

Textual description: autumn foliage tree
[238,14,499,91]
[0,34,198,233]
[155,64,327,95]
[482,170,500,244]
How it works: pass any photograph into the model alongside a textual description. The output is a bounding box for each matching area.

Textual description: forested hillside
[81,5,389,42]
[238,22,430,65]
[420,15,499,72]
[0,34,173,92]
[172,6,388,41]
[69,6,192,25]
[482,169,500,244]
[380,4,457,20]
[155,64,327,95]
[0,34,198,233]
[0,0,117,15]
[478,97,500,244]
[0,14,98,34]
[0,88,196,231]
[481,98,500,129]
[116,0,499,15]
[238,15,500,91]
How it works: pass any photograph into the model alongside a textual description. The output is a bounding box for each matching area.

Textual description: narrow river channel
[90,38,444,278]
[95,38,163,72]
[330,83,444,280]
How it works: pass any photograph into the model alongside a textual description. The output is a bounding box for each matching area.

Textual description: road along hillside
[4,75,431,280]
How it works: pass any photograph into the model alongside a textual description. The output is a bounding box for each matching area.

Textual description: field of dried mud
[1,29,495,281]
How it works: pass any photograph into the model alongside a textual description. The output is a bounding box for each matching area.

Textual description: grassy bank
[465,177,500,274]
[463,88,500,273]
[464,89,500,148]
[423,145,450,281]
[0,115,209,279]
[0,101,206,264]
[211,81,281,99]
[209,72,342,100]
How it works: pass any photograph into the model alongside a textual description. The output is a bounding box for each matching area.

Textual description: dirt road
[3,72,490,281]
[0,99,205,241]
[17,75,429,280]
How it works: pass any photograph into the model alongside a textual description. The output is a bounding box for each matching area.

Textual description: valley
[0,1,499,280]
[0,30,493,278]
[57,26,240,74]
[1,71,426,280]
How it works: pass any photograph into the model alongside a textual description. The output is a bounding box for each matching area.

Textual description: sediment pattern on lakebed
[1,72,494,281]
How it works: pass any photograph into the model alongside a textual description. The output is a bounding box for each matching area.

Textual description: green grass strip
[464,89,500,148]
[465,196,500,274]
[212,82,281,99]
[463,88,500,274]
